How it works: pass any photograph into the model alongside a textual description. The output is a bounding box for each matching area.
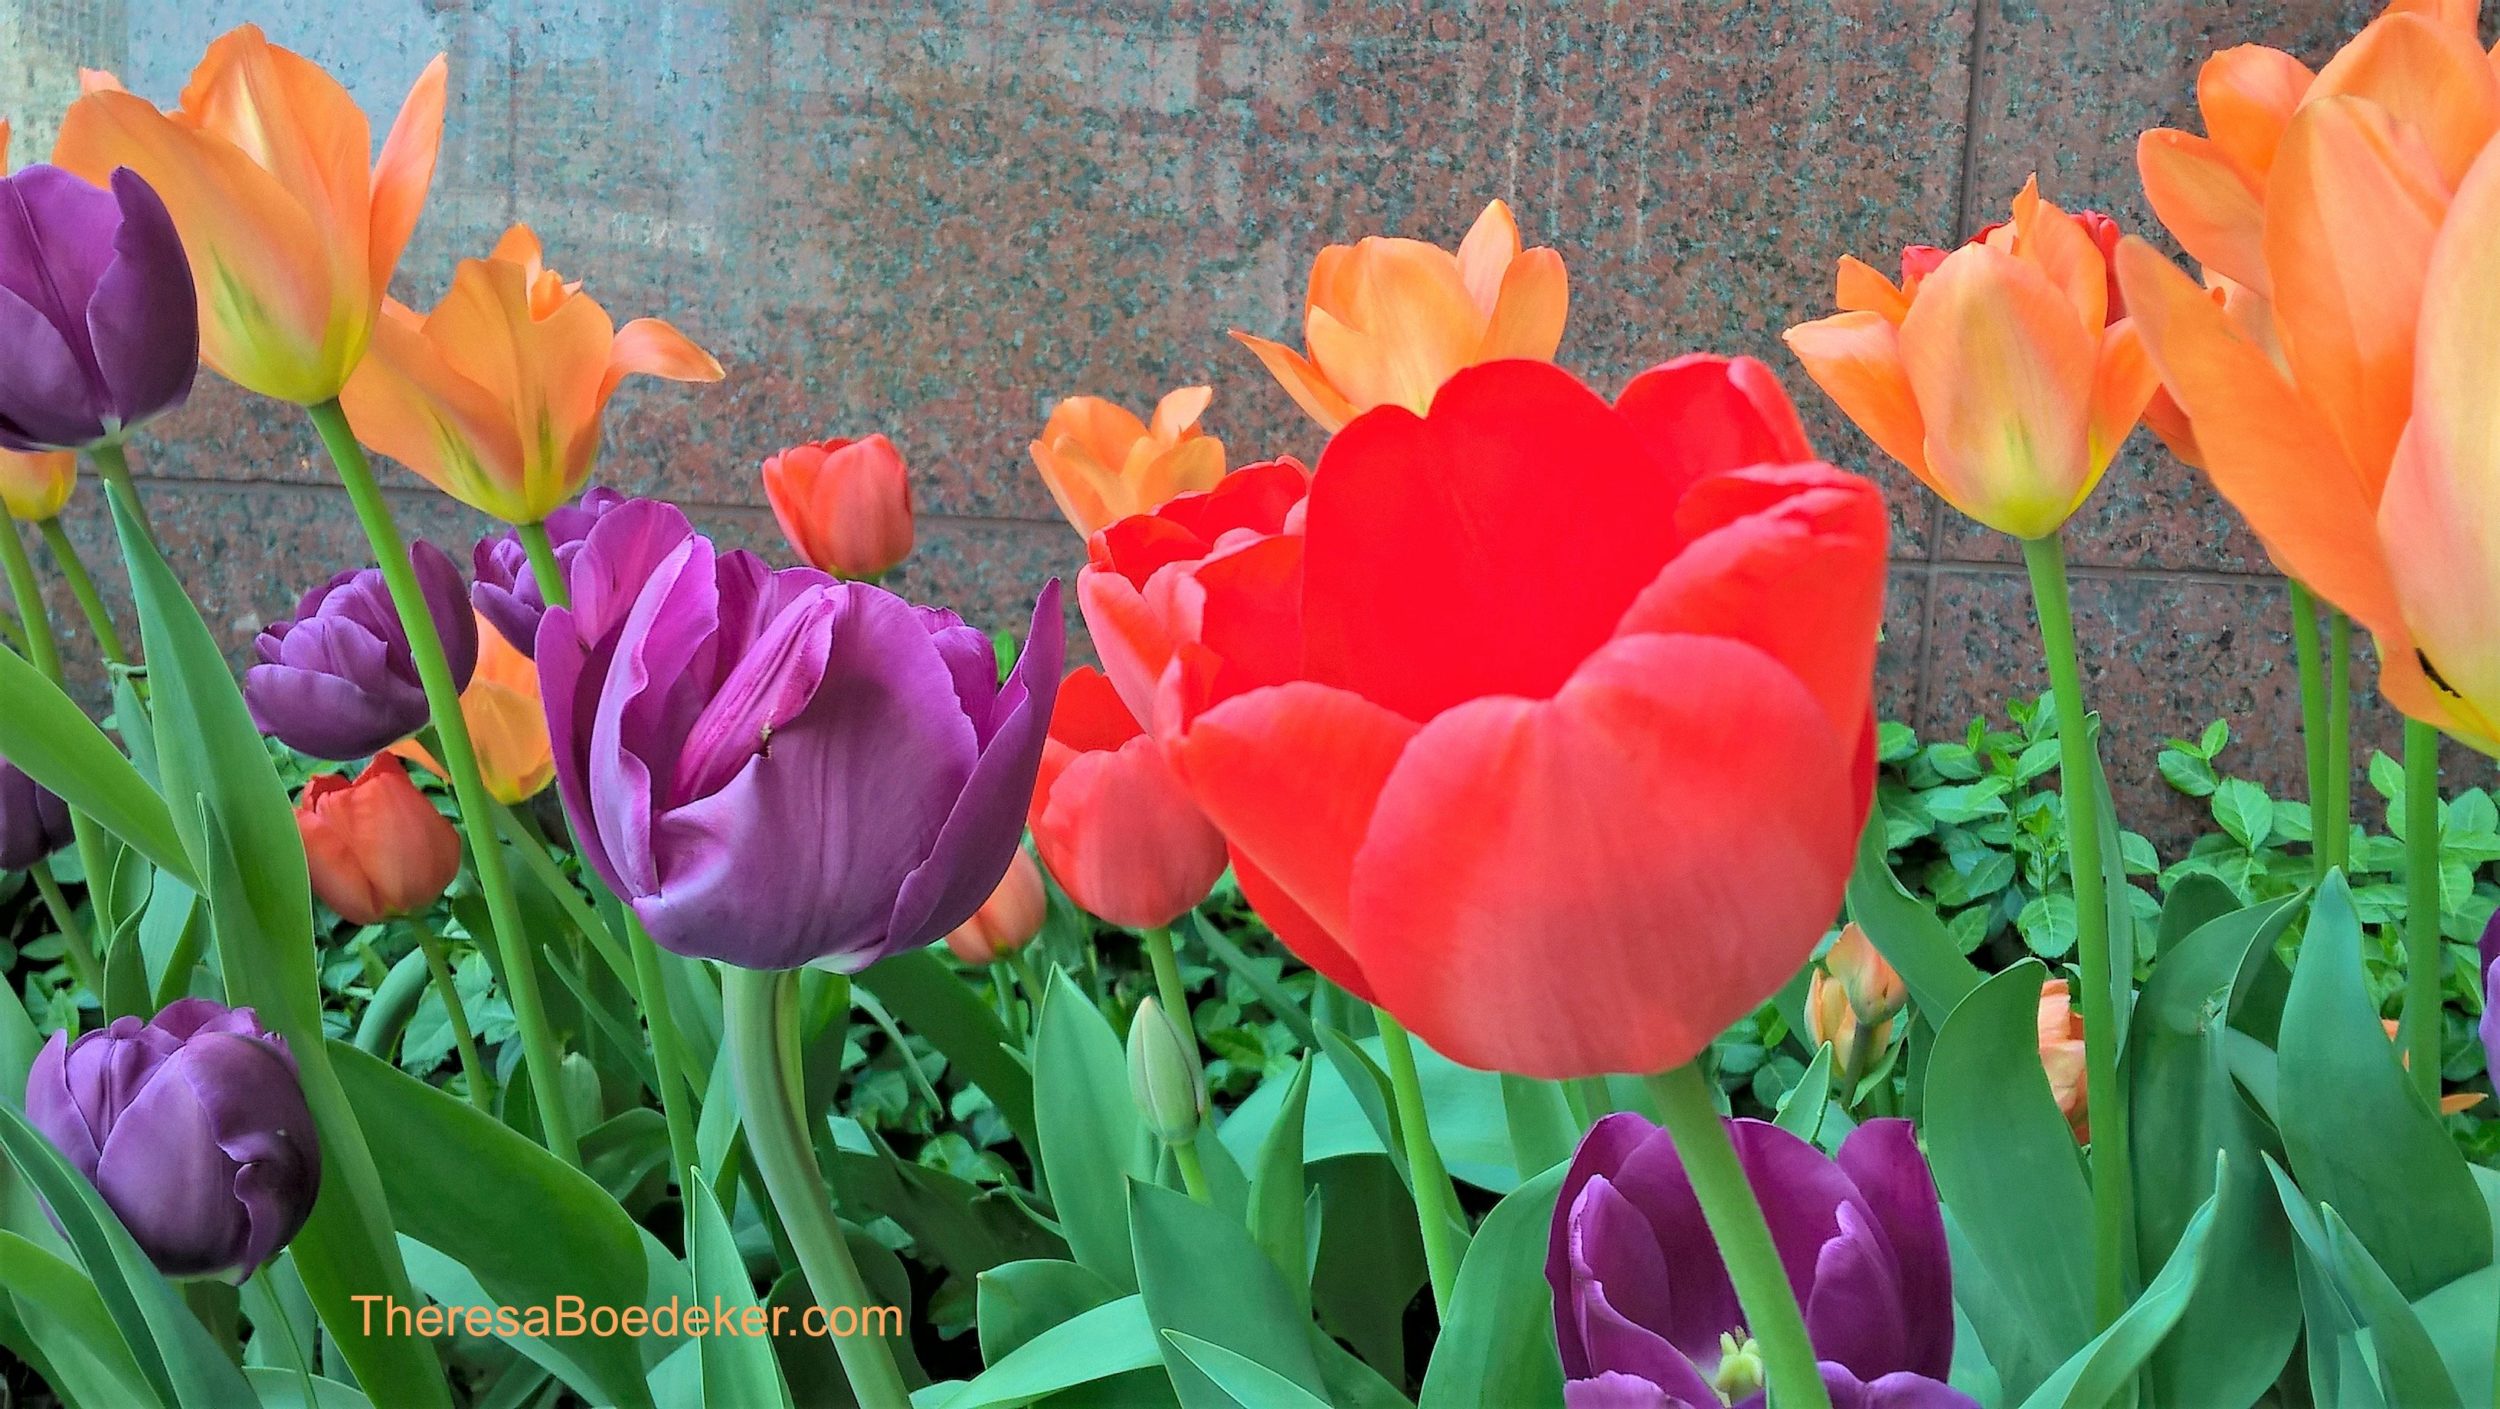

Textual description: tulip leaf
[1923,961,2094,1398]
[1248,1058,1316,1305]
[1416,1161,1567,1409]
[2013,1172,2220,1409]
[1772,1042,1834,1143]
[1129,1178,1327,1409]
[861,948,1038,1153]
[0,1229,157,1408]
[1316,1027,1407,1184]
[975,1259,1124,1365]
[2276,872,2489,1298]
[1164,1332,1335,1409]
[685,1167,794,1409]
[1311,1155,1428,1381]
[929,1293,1159,1409]
[1844,815,1985,1024]
[1498,1075,1579,1180]
[1034,969,1153,1292]
[2264,1153,2387,1409]
[241,1367,378,1408]
[1188,911,1320,1051]
[0,642,192,887]
[2322,1207,2467,1409]
[328,1040,655,1409]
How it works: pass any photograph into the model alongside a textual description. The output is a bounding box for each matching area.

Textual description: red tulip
[1029,666,1227,930]
[762,434,915,579]
[293,753,462,926]
[1077,356,1886,1077]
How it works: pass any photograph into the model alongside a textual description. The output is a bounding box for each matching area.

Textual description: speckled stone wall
[0,0,2474,847]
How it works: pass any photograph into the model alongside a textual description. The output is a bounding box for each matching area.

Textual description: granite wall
[0,0,2470,848]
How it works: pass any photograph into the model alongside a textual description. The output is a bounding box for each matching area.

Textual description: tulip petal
[1835,256,1912,322]
[1232,330,1360,432]
[1146,385,1212,442]
[1564,1373,1689,1409]
[602,316,725,400]
[1615,354,1816,499]
[1479,247,1570,361]
[1835,1119,1955,1380]
[338,305,526,514]
[2309,12,2500,186]
[1226,846,1375,1001]
[2197,43,2314,178]
[1455,199,1523,315]
[1347,634,1858,1077]
[1801,1202,1912,1382]
[0,281,102,450]
[1032,734,1226,930]
[1304,239,1483,415]
[2136,130,2271,294]
[167,1033,318,1278]
[1780,312,1930,482]
[93,1051,248,1278]
[87,171,197,433]
[368,55,449,294]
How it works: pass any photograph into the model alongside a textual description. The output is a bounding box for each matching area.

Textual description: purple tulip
[1549,1113,1976,1409]
[539,498,1063,970]
[0,165,196,452]
[2479,911,2500,1092]
[473,486,629,657]
[0,754,74,871]
[244,540,478,760]
[26,999,319,1281]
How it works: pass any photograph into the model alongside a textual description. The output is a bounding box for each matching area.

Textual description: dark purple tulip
[26,999,319,1281]
[473,486,628,657]
[1549,1114,1976,1409]
[244,540,478,760]
[539,498,1063,970]
[0,165,196,452]
[0,754,74,871]
[2479,911,2500,1092]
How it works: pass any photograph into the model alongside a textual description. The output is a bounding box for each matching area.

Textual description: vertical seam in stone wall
[1948,0,1991,242]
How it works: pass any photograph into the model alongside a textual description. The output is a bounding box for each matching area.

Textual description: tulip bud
[0,164,195,453]
[0,449,76,522]
[1126,996,1205,1147]
[26,999,320,1280]
[294,754,462,926]
[945,848,1045,966]
[2037,979,2088,1142]
[245,540,478,761]
[763,435,916,580]
[1824,922,1906,1025]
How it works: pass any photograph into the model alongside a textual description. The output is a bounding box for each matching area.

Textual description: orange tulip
[1233,199,1568,431]
[763,434,915,579]
[945,848,1046,966]
[1029,387,1225,538]
[2038,977,2089,1141]
[1029,666,1228,931]
[2380,1018,2487,1113]
[54,25,447,404]
[337,226,721,524]
[389,612,554,803]
[0,450,75,522]
[294,753,461,926]
[1785,178,2161,539]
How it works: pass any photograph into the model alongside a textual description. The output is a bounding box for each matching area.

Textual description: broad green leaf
[2013,1178,2221,1409]
[1417,1163,1566,1409]
[0,1229,155,1407]
[2151,873,2238,958]
[860,948,1037,1153]
[932,1294,1158,1409]
[686,1169,793,1409]
[243,1368,377,1408]
[1035,970,1153,1292]
[0,642,192,886]
[2325,1208,2466,1409]
[1773,1044,1833,1143]
[1844,816,1984,1024]
[976,1259,1123,1365]
[2264,1155,2386,1409]
[2277,874,2488,1297]
[1248,1058,1316,1305]
[1315,1027,1405,1184]
[1130,1179,1326,1408]
[1165,1332,1334,1409]
[1310,1154,1426,1381]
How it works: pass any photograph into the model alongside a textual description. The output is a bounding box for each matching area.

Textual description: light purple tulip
[0,165,195,451]
[539,498,1063,970]
[2479,912,2500,1094]
[473,486,629,657]
[0,754,74,871]
[26,999,319,1281]
[1550,1113,1976,1409]
[244,540,478,760]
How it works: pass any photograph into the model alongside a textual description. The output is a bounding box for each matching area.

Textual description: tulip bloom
[473,487,626,656]
[1234,200,1568,432]
[1549,1113,1972,1408]
[2038,978,2088,1141]
[391,614,555,804]
[27,999,320,1280]
[2480,914,2500,1100]
[1081,357,1884,1077]
[539,498,1063,970]
[1784,179,2160,540]
[764,434,915,579]
[0,155,195,452]
[0,755,74,871]
[339,226,722,524]
[945,848,1046,966]
[294,754,462,926]
[55,26,447,405]
[1029,666,1227,931]
[1030,387,1226,538]
[245,541,478,760]
[0,450,75,522]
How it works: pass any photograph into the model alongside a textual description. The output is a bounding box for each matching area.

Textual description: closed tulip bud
[946,849,1046,966]
[0,755,75,871]
[26,999,320,1280]
[245,540,478,761]
[1126,996,1204,1147]
[1825,922,1906,1026]
[2037,979,2089,1142]
[0,449,76,522]
[764,435,916,580]
[1804,967,1891,1087]
[294,754,461,926]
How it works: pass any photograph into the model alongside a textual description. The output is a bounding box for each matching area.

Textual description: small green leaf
[2158,748,2219,798]
[1249,1059,1317,1305]
[1163,1332,1335,1409]
[1417,1163,1567,1409]
[686,1169,793,1409]
[1130,1180,1326,1408]
[2211,778,2273,851]
[2016,893,2078,959]
[1034,971,1153,1292]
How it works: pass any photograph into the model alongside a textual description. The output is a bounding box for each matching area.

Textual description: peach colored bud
[945,849,1045,966]
[2038,978,2089,1142]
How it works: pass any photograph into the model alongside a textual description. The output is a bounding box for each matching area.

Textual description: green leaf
[859,948,1038,1153]
[243,1368,377,1409]
[1416,1163,1566,1409]
[2212,778,2273,851]
[683,1168,792,1409]
[2324,1208,2467,1409]
[2016,893,2077,959]
[1843,816,1984,1024]
[1773,1043,1833,1144]
[2013,1175,2222,1409]
[0,1229,156,1408]
[1164,1333,1335,1409]
[0,642,193,887]
[2264,1155,2386,1409]
[930,1295,1158,1409]
[1498,1075,1578,1181]
[1189,912,1320,1052]
[1129,1179,1326,1409]
[2277,874,2489,1298]
[1924,962,2093,1399]
[1248,1058,1316,1304]
[1035,970,1153,1292]
[2157,748,2219,798]
[2369,749,2404,804]
[975,1259,1123,1365]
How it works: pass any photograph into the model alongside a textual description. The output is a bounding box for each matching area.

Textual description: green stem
[2288,582,2328,882]
[517,519,567,618]
[2322,611,2352,876]
[1142,926,1193,1045]
[408,917,494,1114]
[84,442,154,545]
[1645,1064,1832,1409]
[2403,719,2443,1104]
[1374,1008,1464,1315]
[723,966,912,1409]
[1007,949,1047,1021]
[28,861,103,1000]
[35,517,125,664]
[2020,534,2129,1329]
[1171,1139,1212,1202]
[0,516,61,681]
[306,399,578,1166]
[495,802,634,990]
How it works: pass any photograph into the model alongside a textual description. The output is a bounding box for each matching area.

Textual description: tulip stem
[517,520,567,619]
[2322,610,2353,877]
[407,918,495,1114]
[307,399,579,1168]
[0,516,61,681]
[1373,1008,1464,1316]
[1171,1139,1212,1203]
[34,518,125,665]
[27,861,104,1002]
[2021,534,2129,1329]
[493,802,634,990]
[1644,1063,1833,1409]
[2288,582,2328,881]
[2402,720,2444,1104]
[84,442,155,546]
[1007,949,1048,1021]
[723,965,914,1409]
[1141,926,1196,1052]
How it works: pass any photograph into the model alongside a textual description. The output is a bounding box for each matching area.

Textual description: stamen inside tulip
[1709,1330,1765,1403]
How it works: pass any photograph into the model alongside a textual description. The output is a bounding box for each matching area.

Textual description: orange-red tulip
[1030,387,1225,538]
[0,450,75,522]
[338,226,721,524]
[294,753,461,926]
[1029,666,1227,931]
[946,848,1046,966]
[763,434,915,579]
[1784,179,2161,539]
[2038,978,2088,1141]
[54,25,447,404]
[1234,200,1568,432]
[389,611,553,804]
